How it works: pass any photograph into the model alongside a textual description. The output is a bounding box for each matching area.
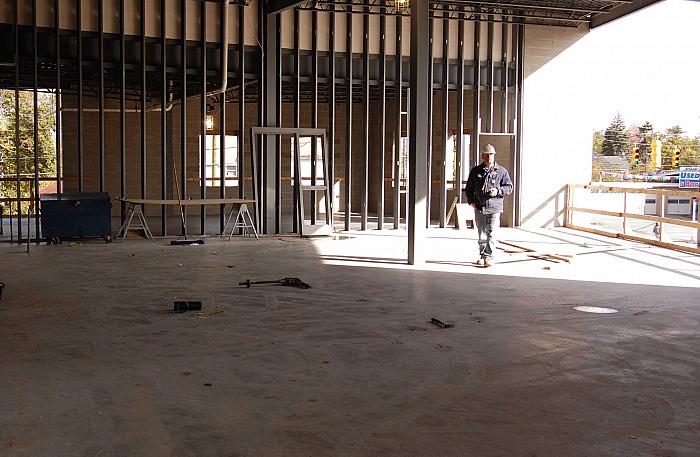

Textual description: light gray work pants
[474,210,500,260]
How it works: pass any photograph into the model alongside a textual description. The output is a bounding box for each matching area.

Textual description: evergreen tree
[601,113,628,156]
[637,121,654,165]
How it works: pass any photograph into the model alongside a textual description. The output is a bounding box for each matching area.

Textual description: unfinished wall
[519,24,592,228]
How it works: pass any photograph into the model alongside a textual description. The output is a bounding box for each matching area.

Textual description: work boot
[476,258,485,266]
[483,258,492,268]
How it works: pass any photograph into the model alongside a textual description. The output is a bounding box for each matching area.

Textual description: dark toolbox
[40,192,112,243]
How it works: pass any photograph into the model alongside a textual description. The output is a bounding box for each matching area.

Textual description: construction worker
[464,144,513,267]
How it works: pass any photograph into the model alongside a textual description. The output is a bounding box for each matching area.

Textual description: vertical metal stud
[99,0,105,192]
[200,0,207,234]
[311,11,318,225]
[14,0,21,241]
[501,16,509,133]
[377,9,386,230]
[361,12,369,230]
[120,0,126,222]
[77,0,83,192]
[329,7,336,226]
[513,17,524,226]
[456,14,464,204]
[219,2,227,233]
[472,13,481,168]
[33,0,39,240]
[276,16,282,233]
[180,0,187,234]
[293,9,300,233]
[141,0,147,200]
[345,11,353,232]
[487,15,495,133]
[438,15,448,228]
[55,0,61,196]
[426,17,433,227]
[393,15,402,230]
[161,0,168,236]
[239,4,246,203]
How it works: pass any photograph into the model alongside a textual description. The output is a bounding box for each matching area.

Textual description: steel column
[408,0,429,265]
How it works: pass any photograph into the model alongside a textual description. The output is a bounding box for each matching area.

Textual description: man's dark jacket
[464,162,513,215]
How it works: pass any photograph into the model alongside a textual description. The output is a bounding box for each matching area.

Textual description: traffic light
[632,148,640,166]
[673,149,681,168]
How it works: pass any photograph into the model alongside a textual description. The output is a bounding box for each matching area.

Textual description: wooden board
[119,198,256,206]
[455,203,475,230]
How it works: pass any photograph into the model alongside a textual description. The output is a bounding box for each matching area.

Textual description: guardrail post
[622,190,627,235]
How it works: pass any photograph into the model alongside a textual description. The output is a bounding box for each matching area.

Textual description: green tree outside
[0,90,57,215]
[601,113,629,156]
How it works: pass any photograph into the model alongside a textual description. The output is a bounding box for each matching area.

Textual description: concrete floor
[1,227,699,456]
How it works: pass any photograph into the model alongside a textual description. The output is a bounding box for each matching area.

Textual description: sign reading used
[679,166,700,188]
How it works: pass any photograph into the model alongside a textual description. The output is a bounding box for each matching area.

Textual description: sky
[576,0,700,136]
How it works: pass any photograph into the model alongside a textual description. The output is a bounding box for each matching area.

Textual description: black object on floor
[430,317,454,329]
[174,301,203,312]
[0,281,4,300]
[239,277,311,289]
[170,239,204,246]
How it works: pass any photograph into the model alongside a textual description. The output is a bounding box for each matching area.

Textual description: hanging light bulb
[395,0,409,11]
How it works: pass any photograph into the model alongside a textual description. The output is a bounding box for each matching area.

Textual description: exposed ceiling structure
[278,0,661,27]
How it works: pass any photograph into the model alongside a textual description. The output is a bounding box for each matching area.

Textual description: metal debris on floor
[239,277,312,289]
[194,309,224,318]
[430,317,454,329]
[173,301,203,312]
[170,239,204,246]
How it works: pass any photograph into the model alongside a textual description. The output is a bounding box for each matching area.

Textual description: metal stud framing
[0,1,528,249]
[345,11,353,231]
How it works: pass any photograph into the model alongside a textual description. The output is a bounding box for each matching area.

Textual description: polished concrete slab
[0,227,698,456]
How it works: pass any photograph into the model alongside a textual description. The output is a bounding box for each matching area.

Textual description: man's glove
[488,188,499,197]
